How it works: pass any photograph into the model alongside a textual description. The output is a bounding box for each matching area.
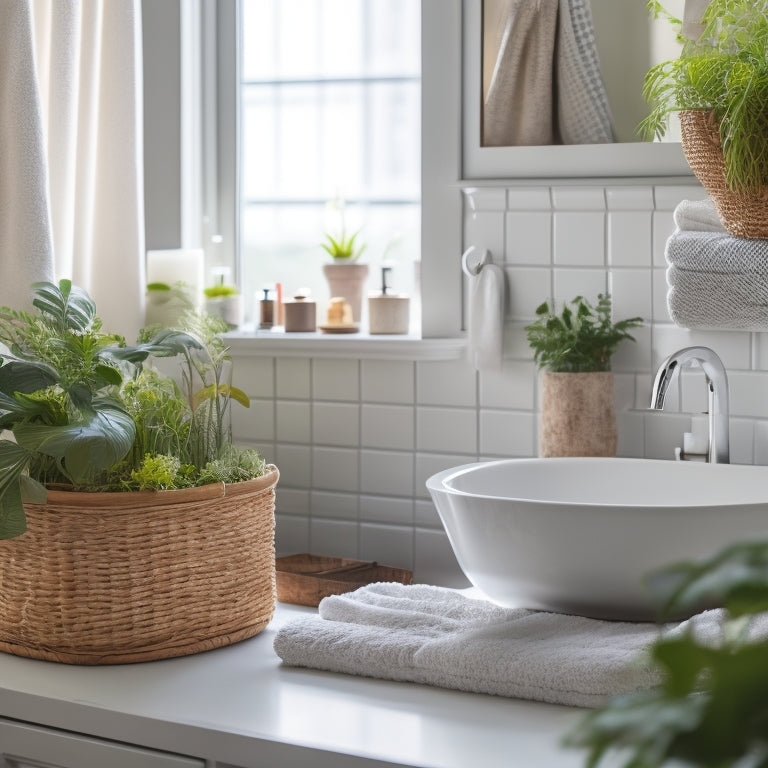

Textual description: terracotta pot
[322,263,369,322]
[539,372,616,457]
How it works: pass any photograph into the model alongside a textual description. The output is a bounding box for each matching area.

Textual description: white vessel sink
[426,458,768,621]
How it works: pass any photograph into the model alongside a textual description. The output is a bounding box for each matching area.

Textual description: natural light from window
[238,0,421,329]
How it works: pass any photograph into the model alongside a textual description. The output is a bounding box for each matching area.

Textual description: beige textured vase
[539,371,617,457]
[323,263,369,323]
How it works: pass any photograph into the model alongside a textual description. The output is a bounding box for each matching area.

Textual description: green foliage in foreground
[565,541,768,768]
[0,280,265,539]
[525,294,642,373]
[641,0,768,192]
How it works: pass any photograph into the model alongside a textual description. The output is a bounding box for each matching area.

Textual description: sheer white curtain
[0,0,145,338]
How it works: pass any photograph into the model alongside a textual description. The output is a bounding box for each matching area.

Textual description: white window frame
[208,0,464,343]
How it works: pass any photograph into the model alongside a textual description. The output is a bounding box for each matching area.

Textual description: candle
[146,249,204,308]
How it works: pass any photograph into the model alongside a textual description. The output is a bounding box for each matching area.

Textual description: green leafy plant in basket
[525,294,642,373]
[0,279,266,539]
[565,539,768,767]
[640,0,768,194]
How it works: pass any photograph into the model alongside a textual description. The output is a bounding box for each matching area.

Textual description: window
[237,0,421,328]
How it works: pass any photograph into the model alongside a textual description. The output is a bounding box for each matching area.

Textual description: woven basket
[679,110,768,239]
[0,465,278,665]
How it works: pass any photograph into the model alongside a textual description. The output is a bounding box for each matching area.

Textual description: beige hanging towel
[483,0,559,146]
[556,0,614,144]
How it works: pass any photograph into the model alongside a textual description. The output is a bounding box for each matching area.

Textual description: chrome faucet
[650,346,730,464]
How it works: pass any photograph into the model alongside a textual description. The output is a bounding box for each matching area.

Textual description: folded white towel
[673,198,725,233]
[666,230,768,330]
[275,583,675,708]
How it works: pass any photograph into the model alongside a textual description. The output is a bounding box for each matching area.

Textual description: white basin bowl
[426,458,768,621]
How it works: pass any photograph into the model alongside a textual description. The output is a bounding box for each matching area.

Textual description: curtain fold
[0,1,55,311]
[0,0,145,338]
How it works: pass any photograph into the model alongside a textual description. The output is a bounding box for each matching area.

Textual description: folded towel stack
[275,583,680,708]
[666,198,768,330]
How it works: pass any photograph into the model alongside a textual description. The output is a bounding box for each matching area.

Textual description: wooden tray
[276,553,413,607]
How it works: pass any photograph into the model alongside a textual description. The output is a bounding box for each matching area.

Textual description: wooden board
[275,553,413,607]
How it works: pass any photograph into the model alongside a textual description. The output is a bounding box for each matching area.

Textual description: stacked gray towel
[666,198,768,330]
[275,583,674,708]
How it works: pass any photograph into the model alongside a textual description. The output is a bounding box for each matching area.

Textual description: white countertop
[0,602,588,768]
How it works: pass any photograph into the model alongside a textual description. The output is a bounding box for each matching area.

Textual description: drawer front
[0,719,204,768]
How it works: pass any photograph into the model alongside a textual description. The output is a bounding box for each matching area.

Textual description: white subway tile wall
[232,181,768,586]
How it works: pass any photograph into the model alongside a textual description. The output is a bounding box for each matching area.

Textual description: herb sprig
[525,294,642,373]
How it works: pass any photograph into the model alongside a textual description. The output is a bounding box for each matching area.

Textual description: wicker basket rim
[31,464,279,509]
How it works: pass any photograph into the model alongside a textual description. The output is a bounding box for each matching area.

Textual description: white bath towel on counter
[666,230,768,330]
[274,583,666,708]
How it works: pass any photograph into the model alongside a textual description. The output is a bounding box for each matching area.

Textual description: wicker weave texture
[680,110,768,239]
[0,466,278,664]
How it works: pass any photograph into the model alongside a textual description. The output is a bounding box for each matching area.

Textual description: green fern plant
[0,280,265,539]
[640,0,768,192]
[525,294,642,373]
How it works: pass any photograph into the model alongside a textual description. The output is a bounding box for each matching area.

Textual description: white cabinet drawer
[0,719,204,768]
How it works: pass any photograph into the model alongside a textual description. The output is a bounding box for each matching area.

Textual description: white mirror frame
[462,0,693,180]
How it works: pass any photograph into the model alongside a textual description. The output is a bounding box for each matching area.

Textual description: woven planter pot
[680,110,768,239]
[539,372,616,457]
[0,465,279,665]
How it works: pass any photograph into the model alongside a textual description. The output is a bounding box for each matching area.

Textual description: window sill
[223,329,466,360]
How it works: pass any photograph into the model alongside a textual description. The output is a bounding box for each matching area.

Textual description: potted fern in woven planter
[641,0,768,238]
[0,280,278,664]
[525,294,642,458]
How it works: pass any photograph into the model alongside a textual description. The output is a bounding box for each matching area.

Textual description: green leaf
[93,363,123,388]
[0,481,26,539]
[190,383,250,411]
[0,440,31,539]
[228,385,250,409]
[14,407,136,484]
[646,541,768,620]
[107,328,204,364]
[0,357,59,394]
[31,279,96,333]
[19,474,47,504]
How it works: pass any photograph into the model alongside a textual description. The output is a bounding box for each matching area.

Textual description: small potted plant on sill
[321,229,369,324]
[203,276,243,329]
[0,280,278,665]
[640,0,768,238]
[525,294,642,457]
[145,280,195,328]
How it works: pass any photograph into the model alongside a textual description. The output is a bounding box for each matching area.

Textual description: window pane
[239,0,420,329]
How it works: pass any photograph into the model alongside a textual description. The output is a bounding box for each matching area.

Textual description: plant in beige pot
[0,280,278,664]
[641,0,768,238]
[525,294,642,458]
[321,229,369,324]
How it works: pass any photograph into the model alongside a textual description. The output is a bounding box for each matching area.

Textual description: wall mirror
[463,0,692,179]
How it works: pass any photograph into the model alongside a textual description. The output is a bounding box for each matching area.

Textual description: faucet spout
[650,346,729,464]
